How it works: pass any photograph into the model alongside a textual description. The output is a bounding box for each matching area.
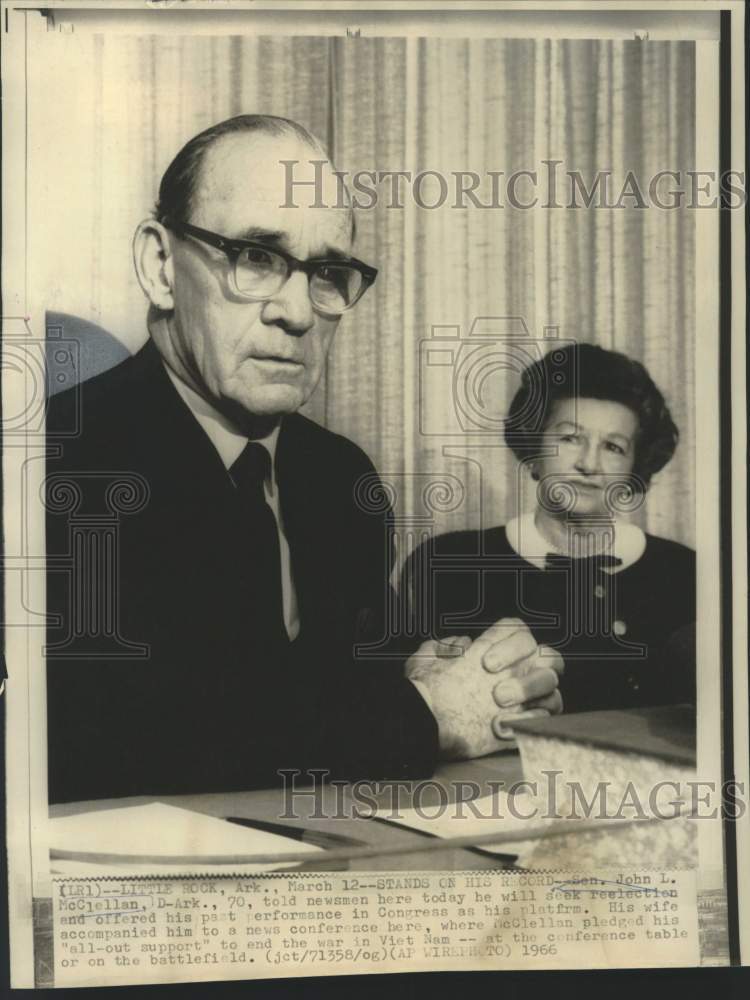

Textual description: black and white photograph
[1,0,748,989]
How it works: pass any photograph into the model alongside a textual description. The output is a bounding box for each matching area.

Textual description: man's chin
[227,385,307,421]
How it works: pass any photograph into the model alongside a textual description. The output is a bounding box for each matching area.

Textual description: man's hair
[154,114,328,225]
[504,342,679,489]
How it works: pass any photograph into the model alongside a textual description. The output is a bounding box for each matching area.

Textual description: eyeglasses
[166,219,377,316]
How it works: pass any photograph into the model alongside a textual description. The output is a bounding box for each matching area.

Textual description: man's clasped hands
[406,619,564,760]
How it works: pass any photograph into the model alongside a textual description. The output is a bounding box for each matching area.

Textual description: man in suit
[46,115,562,803]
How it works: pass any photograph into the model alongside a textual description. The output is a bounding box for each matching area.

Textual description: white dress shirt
[164,364,300,641]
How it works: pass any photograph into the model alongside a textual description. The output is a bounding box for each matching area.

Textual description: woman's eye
[606,441,625,455]
[560,434,578,443]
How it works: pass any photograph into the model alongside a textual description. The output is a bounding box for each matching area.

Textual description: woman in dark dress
[404,343,696,713]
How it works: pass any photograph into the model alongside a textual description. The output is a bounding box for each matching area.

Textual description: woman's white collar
[505,512,646,572]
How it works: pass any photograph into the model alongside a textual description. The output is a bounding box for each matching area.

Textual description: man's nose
[261,271,315,335]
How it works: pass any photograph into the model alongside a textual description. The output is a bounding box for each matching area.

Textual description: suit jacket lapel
[123,342,256,638]
[135,348,332,644]
[130,340,234,504]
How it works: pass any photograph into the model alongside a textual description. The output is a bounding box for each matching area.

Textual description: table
[50,752,525,871]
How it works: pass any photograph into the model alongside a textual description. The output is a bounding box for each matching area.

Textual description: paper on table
[49,802,323,876]
[376,790,547,863]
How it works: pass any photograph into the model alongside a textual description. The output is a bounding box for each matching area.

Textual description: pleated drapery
[36,34,695,551]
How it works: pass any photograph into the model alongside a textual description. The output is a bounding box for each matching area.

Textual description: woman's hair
[504,342,679,489]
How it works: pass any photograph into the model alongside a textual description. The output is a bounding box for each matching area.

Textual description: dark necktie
[229,442,285,640]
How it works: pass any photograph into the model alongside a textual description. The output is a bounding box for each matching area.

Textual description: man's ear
[133,220,175,311]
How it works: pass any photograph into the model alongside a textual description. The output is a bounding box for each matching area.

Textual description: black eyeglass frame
[165,218,378,313]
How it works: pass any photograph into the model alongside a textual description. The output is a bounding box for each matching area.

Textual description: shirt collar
[505,511,646,572]
[163,362,280,481]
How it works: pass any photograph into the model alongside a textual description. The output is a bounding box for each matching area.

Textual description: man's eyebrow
[238,227,286,244]
[236,227,353,261]
[314,246,352,262]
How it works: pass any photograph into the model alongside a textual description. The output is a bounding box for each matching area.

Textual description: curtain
[34,33,695,552]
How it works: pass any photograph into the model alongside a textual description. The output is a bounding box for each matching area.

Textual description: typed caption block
[51,868,698,985]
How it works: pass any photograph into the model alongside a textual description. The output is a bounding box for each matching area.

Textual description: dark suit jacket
[46,340,437,802]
